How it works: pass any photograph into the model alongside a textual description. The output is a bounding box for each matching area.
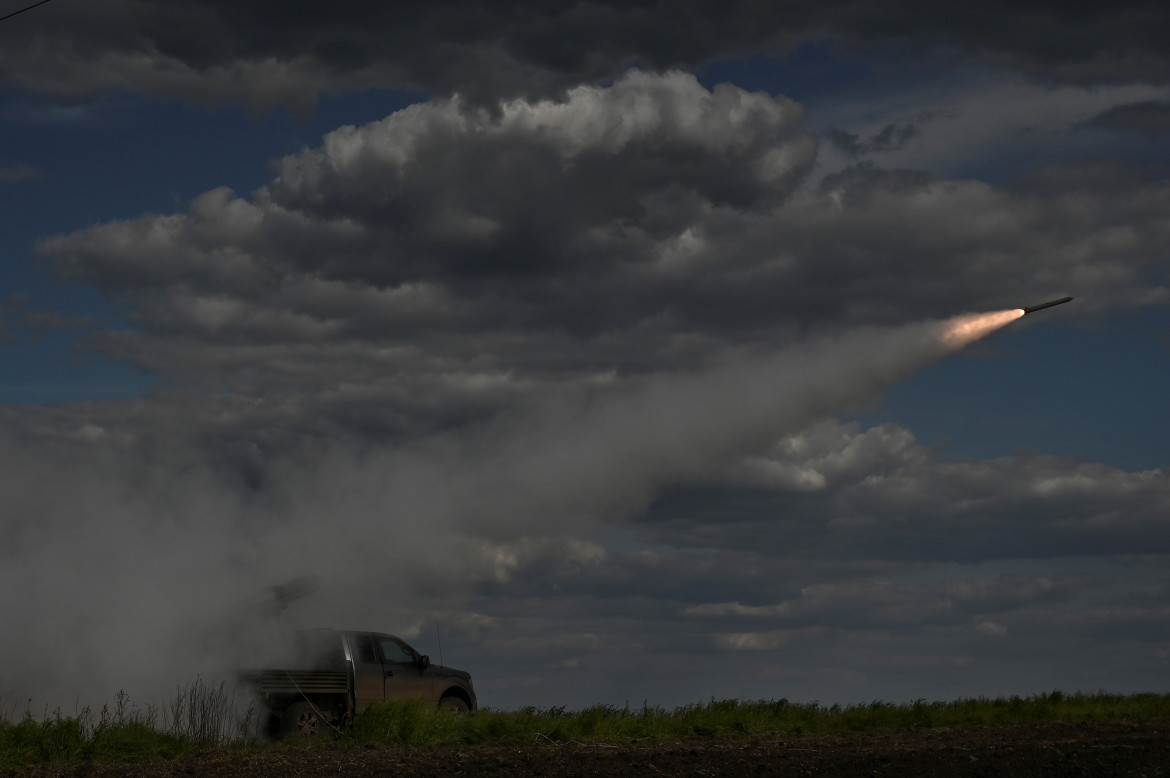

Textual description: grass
[0,680,257,771]
[349,691,1170,746]
[3,689,1169,768]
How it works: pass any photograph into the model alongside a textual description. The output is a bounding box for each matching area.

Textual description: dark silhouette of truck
[246,628,476,736]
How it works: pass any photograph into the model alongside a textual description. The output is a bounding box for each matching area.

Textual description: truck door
[349,633,385,713]
[375,635,434,702]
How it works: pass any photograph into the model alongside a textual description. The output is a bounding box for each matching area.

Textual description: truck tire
[282,701,328,737]
[439,695,470,713]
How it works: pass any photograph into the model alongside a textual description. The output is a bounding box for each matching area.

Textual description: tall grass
[3,689,1168,767]
[0,679,258,770]
[349,691,1170,746]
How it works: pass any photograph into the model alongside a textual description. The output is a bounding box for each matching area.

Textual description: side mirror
[418,654,431,670]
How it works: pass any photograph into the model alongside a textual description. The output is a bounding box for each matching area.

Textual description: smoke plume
[0,311,1019,709]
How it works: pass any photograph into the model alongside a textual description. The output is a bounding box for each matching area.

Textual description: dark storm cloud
[453,449,1168,705]
[1082,100,1170,136]
[8,66,1170,710]
[435,417,1169,705]
[824,122,920,158]
[35,75,1169,444]
[466,418,1165,616]
[685,575,1085,630]
[639,419,1170,563]
[25,75,1169,664]
[3,1,1170,108]
[37,72,817,422]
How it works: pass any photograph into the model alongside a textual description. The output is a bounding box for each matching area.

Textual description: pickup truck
[247,628,477,736]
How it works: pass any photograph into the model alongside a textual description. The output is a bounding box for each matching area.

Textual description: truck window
[377,637,415,665]
[355,634,377,665]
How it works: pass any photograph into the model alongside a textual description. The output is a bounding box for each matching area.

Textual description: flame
[939,309,1025,349]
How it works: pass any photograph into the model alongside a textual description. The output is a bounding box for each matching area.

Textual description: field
[3,690,1169,776]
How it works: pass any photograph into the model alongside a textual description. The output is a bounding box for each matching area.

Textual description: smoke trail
[0,311,1019,709]
[429,310,1026,533]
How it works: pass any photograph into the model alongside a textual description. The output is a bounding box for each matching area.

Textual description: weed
[0,680,261,770]
[338,691,1170,747]
[2,689,1168,769]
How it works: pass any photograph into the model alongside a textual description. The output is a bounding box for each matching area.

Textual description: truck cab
[249,628,476,736]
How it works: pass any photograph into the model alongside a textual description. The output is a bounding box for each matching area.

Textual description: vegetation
[349,691,1170,746]
[0,680,256,771]
[3,689,1169,769]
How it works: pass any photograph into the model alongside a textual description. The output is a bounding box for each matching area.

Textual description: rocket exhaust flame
[939,296,1070,348]
[938,309,1025,349]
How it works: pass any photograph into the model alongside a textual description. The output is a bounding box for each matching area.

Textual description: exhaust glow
[939,309,1025,349]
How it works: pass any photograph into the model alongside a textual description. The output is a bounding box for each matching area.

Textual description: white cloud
[5,2,1170,110]
[975,621,1008,637]
[714,630,795,651]
[813,76,1170,180]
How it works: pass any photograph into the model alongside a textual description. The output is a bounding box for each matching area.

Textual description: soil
[10,720,1168,777]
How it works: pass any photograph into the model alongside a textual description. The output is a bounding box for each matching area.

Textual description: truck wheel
[264,713,281,739]
[282,701,328,737]
[439,695,470,713]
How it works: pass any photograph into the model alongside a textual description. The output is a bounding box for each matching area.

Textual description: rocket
[1022,297,1073,314]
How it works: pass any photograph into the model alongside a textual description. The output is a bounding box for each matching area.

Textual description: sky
[1,0,1168,713]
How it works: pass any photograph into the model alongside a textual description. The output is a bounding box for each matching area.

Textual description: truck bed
[254,669,350,695]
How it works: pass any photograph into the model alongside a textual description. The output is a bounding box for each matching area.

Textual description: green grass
[3,690,1169,769]
[348,691,1170,746]
[0,681,258,771]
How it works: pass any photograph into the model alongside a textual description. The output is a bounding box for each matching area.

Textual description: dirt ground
[11,720,1168,777]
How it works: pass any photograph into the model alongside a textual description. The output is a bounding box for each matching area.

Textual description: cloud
[36,71,816,419]
[1082,100,1170,136]
[807,78,1170,180]
[35,75,1169,444]
[0,161,44,182]
[7,71,1170,710]
[974,620,1007,637]
[686,575,1084,628]
[823,122,920,158]
[451,419,1169,705]
[642,418,1170,563]
[3,2,1170,108]
[456,545,1169,706]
